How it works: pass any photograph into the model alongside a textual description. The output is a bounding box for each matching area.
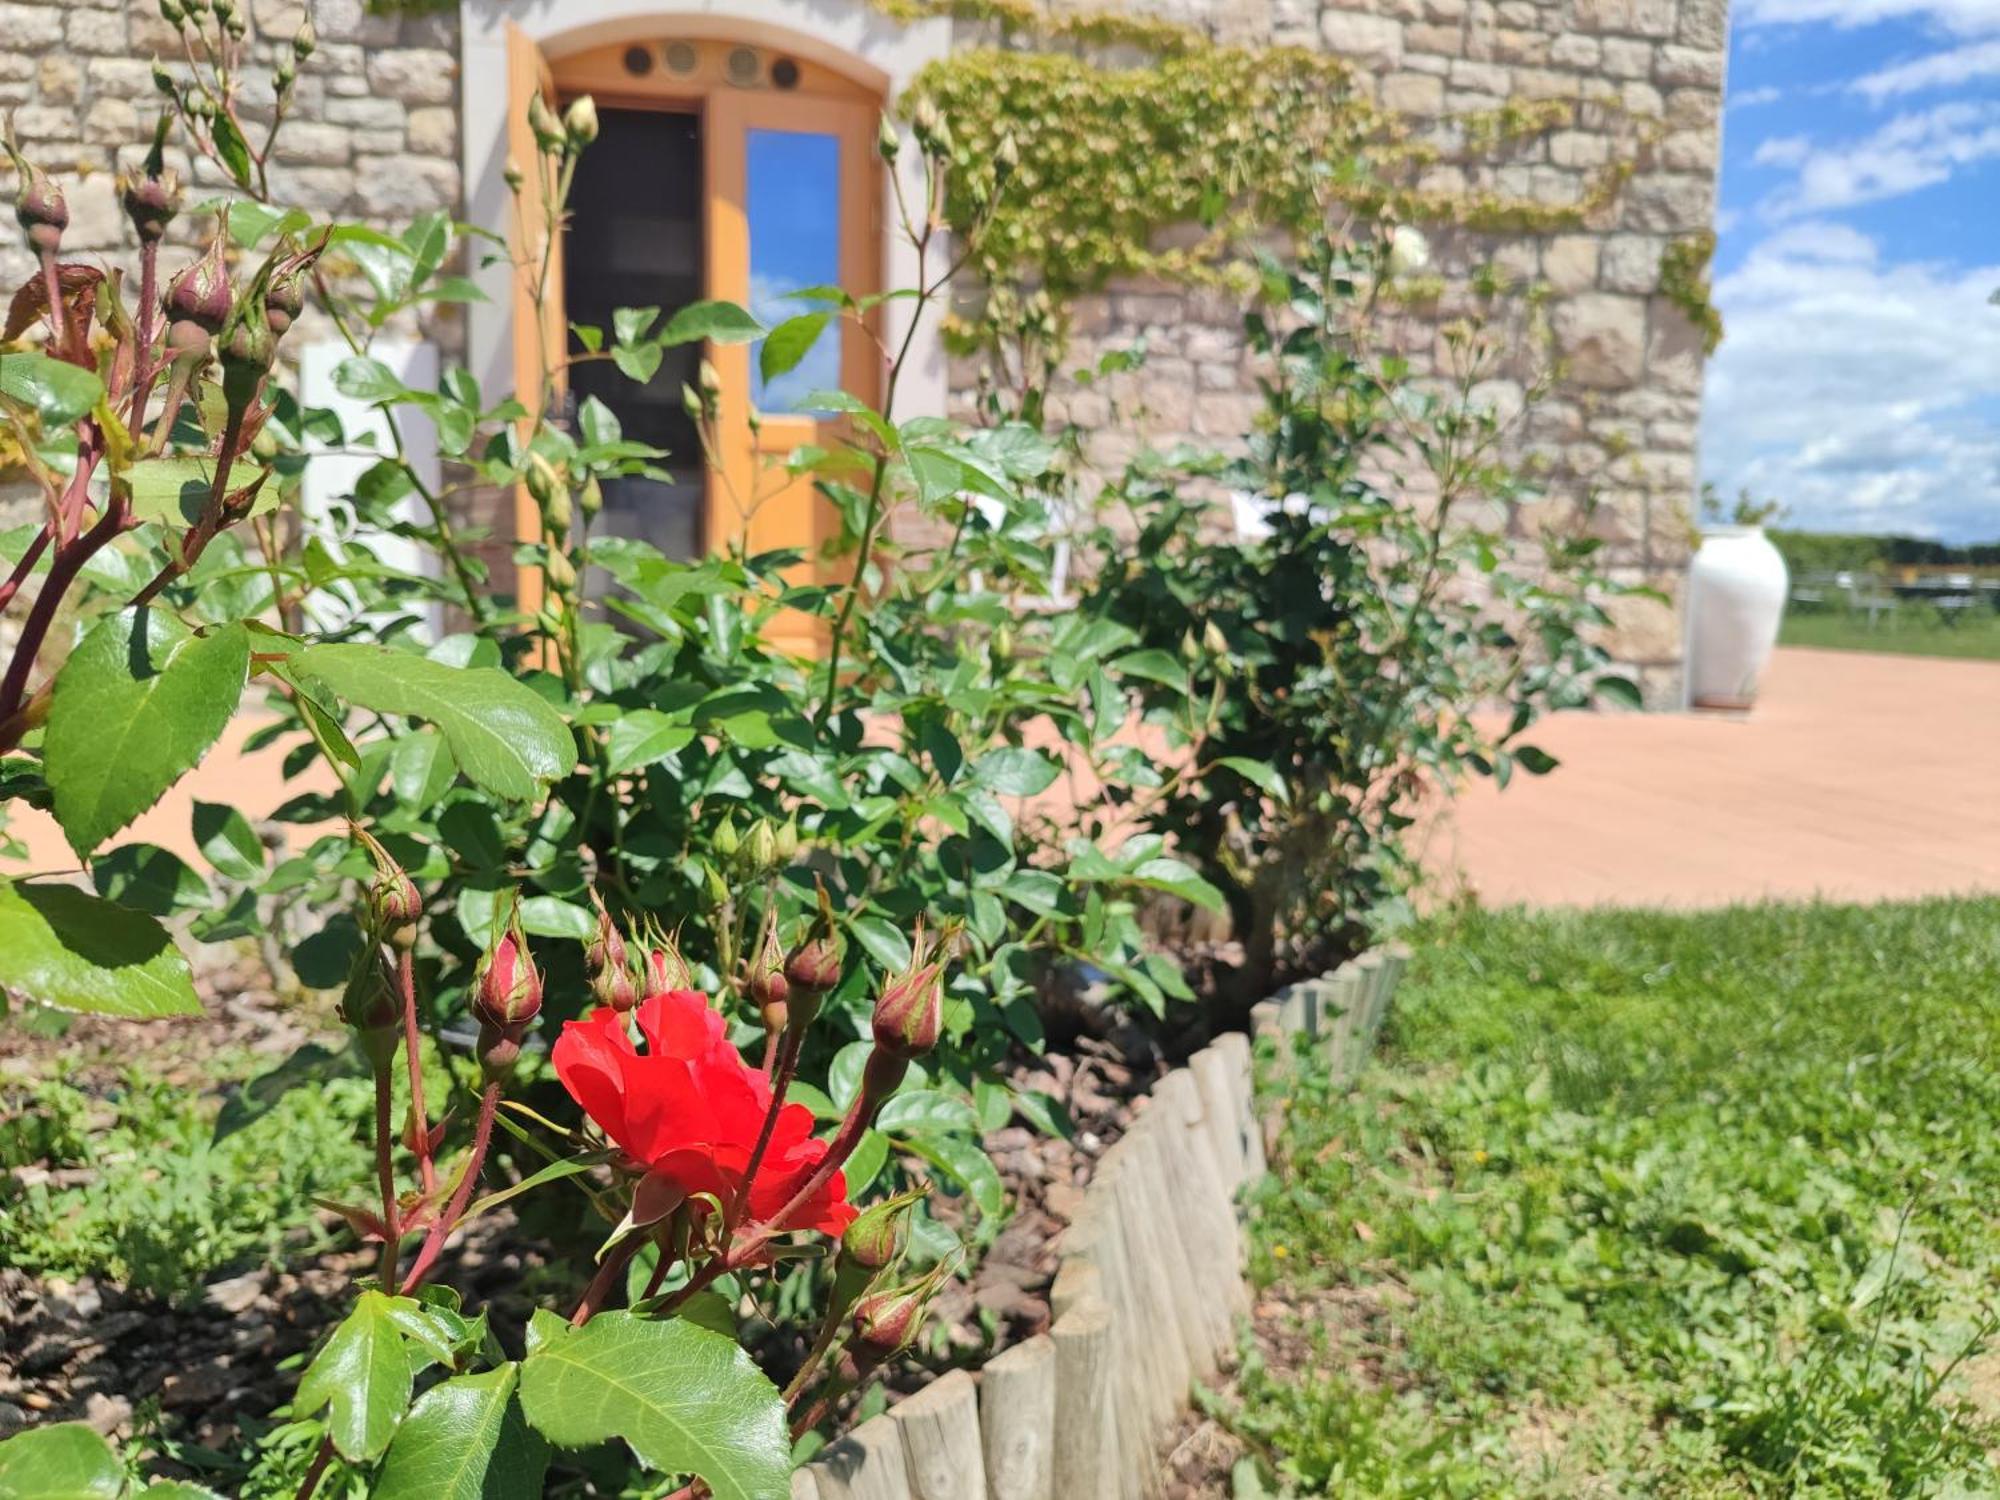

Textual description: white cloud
[1734,0,2000,36]
[1755,101,2000,216]
[1851,38,2000,97]
[1699,227,2000,539]
[1732,85,1787,107]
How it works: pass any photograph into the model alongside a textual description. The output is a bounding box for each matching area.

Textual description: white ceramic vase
[1686,525,1788,710]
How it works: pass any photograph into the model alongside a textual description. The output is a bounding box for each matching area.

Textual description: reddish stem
[736,1030,802,1215]
[399,1082,502,1294]
[398,950,437,1197]
[0,524,52,612]
[0,478,121,727]
[570,1236,643,1326]
[372,1054,401,1293]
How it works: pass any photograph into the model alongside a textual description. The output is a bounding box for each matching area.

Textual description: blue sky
[1701,0,2000,539]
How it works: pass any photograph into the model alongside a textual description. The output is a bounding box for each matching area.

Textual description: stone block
[1551,129,1611,166]
[407,105,457,157]
[65,8,124,52]
[354,154,460,216]
[1553,292,1646,388]
[1655,43,1723,88]
[1572,0,1677,37]
[1382,70,1445,114]
[61,172,122,250]
[36,56,81,105]
[1601,574,1683,662]
[1551,32,1602,67]
[1646,302,1707,394]
[1404,21,1463,55]
[1600,233,1664,292]
[0,3,64,48]
[325,97,411,132]
[1319,8,1404,65]
[273,122,354,166]
[1678,0,1727,49]
[1625,172,1713,232]
[1542,235,1599,293]
[1661,127,1717,171]
[1600,37,1655,76]
[86,59,159,98]
[365,48,458,106]
[81,98,140,147]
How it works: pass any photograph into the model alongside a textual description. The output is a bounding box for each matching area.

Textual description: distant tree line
[1769,530,2000,575]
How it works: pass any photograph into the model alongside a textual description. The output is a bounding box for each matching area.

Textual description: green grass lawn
[1230,901,2000,1497]
[1780,603,2000,661]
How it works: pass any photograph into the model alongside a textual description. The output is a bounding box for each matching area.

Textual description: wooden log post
[892,1370,986,1500]
[1156,1068,1249,1317]
[1189,1045,1247,1191]
[809,1414,914,1500]
[794,1469,822,1500]
[979,1333,1055,1500]
[1061,1156,1150,1493]
[1212,1031,1265,1179]
[1124,1111,1228,1374]
[1323,964,1364,1079]
[1051,1296,1118,1500]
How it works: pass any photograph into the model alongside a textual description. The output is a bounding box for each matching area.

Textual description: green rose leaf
[660,300,764,347]
[291,644,574,801]
[518,1312,791,1500]
[604,709,696,775]
[125,455,280,526]
[44,610,250,857]
[0,878,199,1018]
[295,1289,419,1463]
[374,1365,549,1500]
[970,746,1059,798]
[758,312,830,383]
[193,800,266,882]
[141,1486,228,1499]
[1213,755,1288,803]
[91,842,211,916]
[0,1421,124,1499]
[0,350,105,427]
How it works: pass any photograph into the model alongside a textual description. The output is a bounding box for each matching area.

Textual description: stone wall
[949,0,1727,706]
[0,0,1723,704]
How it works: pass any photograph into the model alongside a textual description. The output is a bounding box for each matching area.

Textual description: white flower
[1388,225,1431,276]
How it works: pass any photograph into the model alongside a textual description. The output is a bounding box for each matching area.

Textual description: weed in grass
[0,1066,374,1302]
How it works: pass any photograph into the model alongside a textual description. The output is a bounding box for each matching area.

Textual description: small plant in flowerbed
[1217,900,2000,1498]
[1071,211,1636,1008]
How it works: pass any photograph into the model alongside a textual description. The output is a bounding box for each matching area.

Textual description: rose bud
[339,962,400,1067]
[748,908,788,1035]
[848,1276,940,1373]
[4,131,68,256]
[503,156,525,194]
[647,930,694,996]
[784,881,842,1030]
[565,95,600,148]
[293,16,316,61]
[164,229,232,352]
[474,917,543,1030]
[870,923,944,1060]
[745,818,778,875]
[527,92,565,154]
[218,290,278,411]
[840,1191,918,1272]
[264,271,304,336]
[585,895,628,980]
[593,961,637,1014]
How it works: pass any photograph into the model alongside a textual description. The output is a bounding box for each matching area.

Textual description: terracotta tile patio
[1426,647,2000,908]
[8,646,1993,912]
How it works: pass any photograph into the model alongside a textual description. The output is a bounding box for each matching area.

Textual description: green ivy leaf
[660,300,765,347]
[0,350,105,427]
[295,1290,419,1463]
[970,747,1058,798]
[374,1365,549,1500]
[292,644,574,801]
[0,1421,124,1499]
[518,1312,791,1500]
[0,879,200,1017]
[44,610,250,857]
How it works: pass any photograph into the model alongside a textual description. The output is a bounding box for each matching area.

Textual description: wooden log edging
[801,944,1408,1500]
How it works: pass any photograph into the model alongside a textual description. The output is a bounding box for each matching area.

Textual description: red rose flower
[553,989,856,1236]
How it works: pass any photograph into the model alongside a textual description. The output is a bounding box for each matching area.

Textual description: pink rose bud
[870,923,944,1061]
[840,1190,918,1272]
[647,932,694,996]
[784,879,843,1008]
[584,894,628,981]
[474,918,542,1030]
[848,1272,941,1372]
[749,907,788,1034]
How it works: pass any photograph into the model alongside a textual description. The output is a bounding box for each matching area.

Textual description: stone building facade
[0,0,1726,704]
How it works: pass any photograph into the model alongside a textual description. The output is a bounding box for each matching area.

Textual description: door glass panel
[746,128,841,415]
[565,106,704,565]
